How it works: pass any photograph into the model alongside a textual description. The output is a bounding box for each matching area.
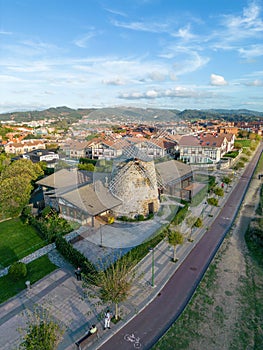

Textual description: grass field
[153,168,263,350]
[0,217,46,268]
[0,255,57,304]
[235,139,251,147]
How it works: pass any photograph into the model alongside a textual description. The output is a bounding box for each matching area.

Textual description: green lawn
[0,217,46,268]
[0,255,57,304]
[235,139,251,147]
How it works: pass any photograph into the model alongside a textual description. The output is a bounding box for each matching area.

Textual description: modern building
[22,149,59,168]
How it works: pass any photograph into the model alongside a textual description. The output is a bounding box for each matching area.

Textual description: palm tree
[168,229,184,262]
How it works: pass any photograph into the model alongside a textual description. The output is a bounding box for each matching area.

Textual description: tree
[168,229,184,262]
[93,254,137,320]
[8,262,27,281]
[213,187,224,197]
[221,176,232,186]
[194,217,203,228]
[78,163,95,171]
[0,159,43,219]
[0,152,11,173]
[186,215,197,237]
[20,307,64,350]
[234,161,245,170]
[1,158,43,181]
[0,176,32,218]
[234,142,243,149]
[207,197,218,206]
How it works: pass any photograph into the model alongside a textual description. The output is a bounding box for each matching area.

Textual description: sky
[0,0,263,113]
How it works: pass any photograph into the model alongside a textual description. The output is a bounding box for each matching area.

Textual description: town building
[179,133,235,164]
[4,139,46,154]
[22,149,59,168]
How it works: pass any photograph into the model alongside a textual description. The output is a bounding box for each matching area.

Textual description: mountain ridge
[0,106,262,123]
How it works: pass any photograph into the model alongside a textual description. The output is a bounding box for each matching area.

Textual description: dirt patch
[188,177,263,350]
[154,176,263,350]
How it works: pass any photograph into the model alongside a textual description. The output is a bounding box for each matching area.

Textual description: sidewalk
[0,170,242,350]
[0,199,225,350]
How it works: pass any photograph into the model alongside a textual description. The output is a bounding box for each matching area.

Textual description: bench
[75,330,99,350]
[69,235,84,244]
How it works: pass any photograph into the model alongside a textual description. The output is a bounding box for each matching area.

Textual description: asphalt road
[98,143,263,350]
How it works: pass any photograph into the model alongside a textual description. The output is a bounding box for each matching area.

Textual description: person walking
[75,267,82,281]
[104,309,111,330]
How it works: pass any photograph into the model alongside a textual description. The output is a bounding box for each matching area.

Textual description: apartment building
[179,133,235,164]
[4,140,45,154]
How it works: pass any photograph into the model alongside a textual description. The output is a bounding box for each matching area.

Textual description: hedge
[55,236,97,278]
[171,203,189,225]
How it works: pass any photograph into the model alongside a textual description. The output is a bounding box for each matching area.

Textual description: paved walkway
[0,149,258,350]
[0,199,226,350]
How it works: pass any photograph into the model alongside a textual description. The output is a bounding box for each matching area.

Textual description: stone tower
[109,158,160,219]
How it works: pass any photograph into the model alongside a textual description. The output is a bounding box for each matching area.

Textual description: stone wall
[110,159,160,218]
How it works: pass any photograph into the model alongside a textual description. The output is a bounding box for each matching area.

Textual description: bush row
[118,224,169,267]
[22,206,97,280]
[171,202,189,225]
[55,236,97,278]
[22,206,72,243]
[118,213,154,222]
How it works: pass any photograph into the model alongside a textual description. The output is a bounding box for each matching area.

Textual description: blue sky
[0,0,263,113]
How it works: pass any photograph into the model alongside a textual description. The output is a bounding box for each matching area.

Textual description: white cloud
[111,19,168,33]
[119,86,212,100]
[238,44,263,59]
[104,7,127,17]
[171,24,196,41]
[219,2,263,42]
[222,2,263,31]
[73,30,97,48]
[7,62,51,73]
[0,74,25,83]
[245,79,263,86]
[210,73,228,86]
[0,30,12,35]
[102,78,126,85]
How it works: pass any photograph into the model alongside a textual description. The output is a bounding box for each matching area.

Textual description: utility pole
[99,224,103,247]
[149,248,155,287]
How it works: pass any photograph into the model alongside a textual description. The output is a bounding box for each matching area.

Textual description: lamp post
[149,248,155,287]
[99,224,103,247]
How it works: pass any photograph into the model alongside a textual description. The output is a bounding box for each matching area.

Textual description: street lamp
[149,248,155,287]
[99,224,103,247]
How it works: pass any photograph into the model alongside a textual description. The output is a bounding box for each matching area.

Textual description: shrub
[213,187,224,197]
[234,161,245,170]
[55,236,97,278]
[137,214,145,221]
[121,225,168,265]
[41,206,54,218]
[240,156,248,163]
[172,203,189,225]
[147,213,154,220]
[224,151,239,158]
[194,217,203,227]
[8,261,27,281]
[23,208,72,243]
[207,197,218,206]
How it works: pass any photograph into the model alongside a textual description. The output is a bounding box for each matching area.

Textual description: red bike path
[98,143,263,350]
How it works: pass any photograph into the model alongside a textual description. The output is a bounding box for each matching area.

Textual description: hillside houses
[61,135,179,161]
[4,139,46,154]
